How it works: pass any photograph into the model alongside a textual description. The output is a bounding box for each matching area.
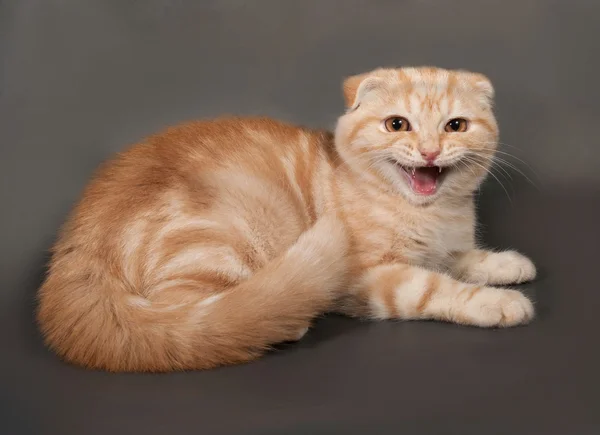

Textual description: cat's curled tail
[37,216,348,372]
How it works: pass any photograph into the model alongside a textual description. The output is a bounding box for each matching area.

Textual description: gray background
[1,1,599,434]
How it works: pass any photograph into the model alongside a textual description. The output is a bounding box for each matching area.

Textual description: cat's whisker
[453,159,477,178]
[461,156,512,203]
[467,148,539,188]
[471,146,536,170]
[469,152,514,181]
[491,158,539,188]
[472,142,540,178]
[481,157,514,182]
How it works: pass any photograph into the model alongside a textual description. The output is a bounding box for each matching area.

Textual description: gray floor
[1,1,599,434]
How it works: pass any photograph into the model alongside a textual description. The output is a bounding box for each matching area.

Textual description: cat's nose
[420,149,441,163]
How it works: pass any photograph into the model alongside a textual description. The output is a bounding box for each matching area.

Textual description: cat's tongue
[410,167,440,195]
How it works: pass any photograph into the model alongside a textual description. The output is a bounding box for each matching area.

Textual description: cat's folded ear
[463,71,495,104]
[343,72,384,110]
[472,73,494,99]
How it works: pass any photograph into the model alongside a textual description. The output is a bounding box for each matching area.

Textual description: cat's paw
[460,287,534,327]
[460,250,536,286]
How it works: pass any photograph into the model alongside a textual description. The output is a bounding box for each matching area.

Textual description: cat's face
[335,67,499,205]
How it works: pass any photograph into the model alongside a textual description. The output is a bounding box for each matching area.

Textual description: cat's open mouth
[390,161,450,195]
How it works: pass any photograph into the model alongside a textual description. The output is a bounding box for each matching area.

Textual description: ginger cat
[37,67,537,372]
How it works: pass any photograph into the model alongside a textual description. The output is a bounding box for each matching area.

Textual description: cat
[37,66,537,372]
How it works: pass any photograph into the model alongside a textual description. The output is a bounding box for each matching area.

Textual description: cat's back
[76,117,319,199]
[58,117,334,253]
[149,116,330,169]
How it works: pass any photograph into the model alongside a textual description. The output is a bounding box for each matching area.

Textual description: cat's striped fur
[37,67,536,372]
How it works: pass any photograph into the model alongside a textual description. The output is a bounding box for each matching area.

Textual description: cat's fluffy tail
[37,216,348,372]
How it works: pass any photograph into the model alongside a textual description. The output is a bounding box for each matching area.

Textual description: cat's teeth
[438,167,442,173]
[411,168,415,176]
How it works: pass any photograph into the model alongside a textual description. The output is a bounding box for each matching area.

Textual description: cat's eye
[445,118,468,132]
[384,116,411,132]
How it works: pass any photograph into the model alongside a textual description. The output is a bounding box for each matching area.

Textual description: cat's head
[335,67,498,205]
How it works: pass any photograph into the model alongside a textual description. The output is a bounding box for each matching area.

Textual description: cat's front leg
[336,264,534,327]
[450,249,536,286]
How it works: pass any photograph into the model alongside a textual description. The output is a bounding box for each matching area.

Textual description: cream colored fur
[37,67,536,372]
